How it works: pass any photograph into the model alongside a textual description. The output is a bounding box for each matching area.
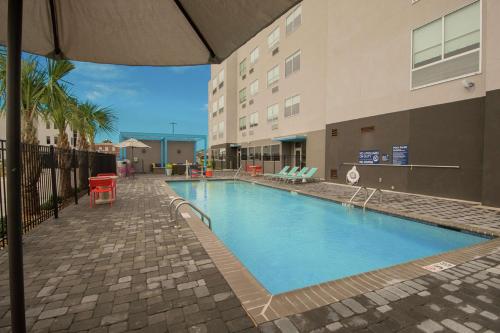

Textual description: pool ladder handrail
[172,200,212,230]
[363,188,383,209]
[167,196,212,230]
[233,165,243,180]
[348,186,369,204]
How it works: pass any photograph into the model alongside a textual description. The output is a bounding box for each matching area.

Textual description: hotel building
[208,0,500,207]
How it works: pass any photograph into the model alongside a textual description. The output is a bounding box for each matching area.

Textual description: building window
[218,121,224,138]
[286,5,302,34]
[46,121,50,129]
[218,95,224,113]
[284,95,300,117]
[248,147,255,160]
[267,27,280,49]
[250,47,260,65]
[72,131,78,146]
[411,1,480,88]
[212,101,218,117]
[271,144,280,161]
[239,88,247,103]
[54,136,58,145]
[285,50,301,77]
[218,69,224,84]
[267,65,280,86]
[46,136,51,145]
[212,76,218,90]
[250,80,259,96]
[239,116,247,131]
[241,148,247,160]
[239,59,247,76]
[267,104,279,122]
[254,146,262,160]
[263,146,271,161]
[212,126,217,140]
[249,112,259,128]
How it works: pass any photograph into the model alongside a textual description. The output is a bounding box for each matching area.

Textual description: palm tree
[73,101,116,185]
[44,59,76,199]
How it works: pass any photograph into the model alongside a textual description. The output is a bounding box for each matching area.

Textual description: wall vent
[242,74,246,80]
[249,130,254,136]
[242,103,246,108]
[361,126,375,133]
[249,99,254,105]
[330,169,338,179]
[272,47,279,56]
[331,128,338,136]
[242,132,247,137]
[219,82,224,89]
[249,68,254,74]
[212,88,217,95]
[272,123,279,130]
[272,86,279,94]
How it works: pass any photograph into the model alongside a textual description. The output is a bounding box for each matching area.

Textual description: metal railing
[363,188,383,209]
[348,186,369,204]
[167,196,212,230]
[0,140,117,249]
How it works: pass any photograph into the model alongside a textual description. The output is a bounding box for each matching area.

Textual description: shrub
[40,195,64,210]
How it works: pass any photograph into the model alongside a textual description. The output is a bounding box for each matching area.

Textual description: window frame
[249,112,259,128]
[267,27,280,49]
[286,5,302,35]
[284,95,300,118]
[239,88,247,103]
[218,69,224,84]
[267,104,279,122]
[285,50,301,77]
[239,116,247,131]
[250,47,260,65]
[250,80,259,96]
[239,58,247,76]
[218,95,225,113]
[267,65,280,87]
[410,0,482,90]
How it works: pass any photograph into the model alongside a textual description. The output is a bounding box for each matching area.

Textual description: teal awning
[272,135,307,142]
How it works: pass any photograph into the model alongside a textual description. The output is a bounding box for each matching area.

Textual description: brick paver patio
[0,174,499,332]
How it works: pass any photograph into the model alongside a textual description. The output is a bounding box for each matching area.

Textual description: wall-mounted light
[462,79,475,90]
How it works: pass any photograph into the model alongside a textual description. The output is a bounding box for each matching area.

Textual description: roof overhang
[272,135,307,142]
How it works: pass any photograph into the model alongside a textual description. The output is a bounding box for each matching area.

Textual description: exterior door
[294,146,302,168]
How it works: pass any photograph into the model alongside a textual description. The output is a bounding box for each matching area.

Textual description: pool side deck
[165,174,500,328]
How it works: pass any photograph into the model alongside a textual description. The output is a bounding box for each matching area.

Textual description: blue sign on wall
[359,150,380,164]
[392,145,409,165]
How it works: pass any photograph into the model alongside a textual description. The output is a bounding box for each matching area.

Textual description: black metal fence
[0,140,117,248]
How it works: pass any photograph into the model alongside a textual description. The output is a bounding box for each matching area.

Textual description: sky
[66,62,210,143]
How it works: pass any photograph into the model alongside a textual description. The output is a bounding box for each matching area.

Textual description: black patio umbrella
[0,0,301,331]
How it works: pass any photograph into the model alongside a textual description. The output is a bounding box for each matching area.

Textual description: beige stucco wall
[325,0,488,124]
[485,0,500,91]
[235,0,328,143]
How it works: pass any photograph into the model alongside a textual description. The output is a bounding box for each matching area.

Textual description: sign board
[382,154,390,162]
[359,150,380,164]
[422,261,456,272]
[392,145,409,165]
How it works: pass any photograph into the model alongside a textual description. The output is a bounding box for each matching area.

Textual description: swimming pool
[168,180,488,294]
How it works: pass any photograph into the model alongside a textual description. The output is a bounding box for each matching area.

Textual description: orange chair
[89,178,114,207]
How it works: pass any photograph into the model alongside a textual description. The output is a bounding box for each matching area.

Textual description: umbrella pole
[6,0,27,332]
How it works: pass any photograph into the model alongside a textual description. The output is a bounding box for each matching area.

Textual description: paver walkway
[1,174,499,333]
[0,176,257,333]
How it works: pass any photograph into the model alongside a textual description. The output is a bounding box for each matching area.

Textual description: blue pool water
[169,180,488,294]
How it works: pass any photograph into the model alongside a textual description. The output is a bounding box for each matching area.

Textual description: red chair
[89,178,114,207]
[191,169,201,178]
[97,173,117,197]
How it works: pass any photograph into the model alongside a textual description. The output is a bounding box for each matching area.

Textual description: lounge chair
[273,166,299,181]
[286,167,318,183]
[277,166,307,182]
[264,166,290,179]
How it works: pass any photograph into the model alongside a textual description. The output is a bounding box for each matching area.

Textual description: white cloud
[84,82,139,102]
[73,62,125,80]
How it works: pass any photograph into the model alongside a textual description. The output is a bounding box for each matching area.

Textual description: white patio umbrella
[116,138,151,162]
[0,1,301,331]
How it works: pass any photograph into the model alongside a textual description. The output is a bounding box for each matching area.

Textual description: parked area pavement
[0,174,498,332]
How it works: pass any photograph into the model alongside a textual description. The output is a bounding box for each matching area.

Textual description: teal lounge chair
[273,166,299,181]
[278,166,308,182]
[287,167,318,183]
[264,166,290,179]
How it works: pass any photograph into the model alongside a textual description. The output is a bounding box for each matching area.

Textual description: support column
[203,137,207,170]
[164,138,168,166]
[6,0,27,331]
